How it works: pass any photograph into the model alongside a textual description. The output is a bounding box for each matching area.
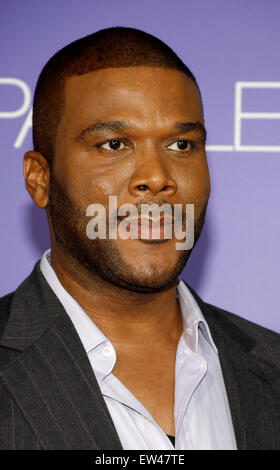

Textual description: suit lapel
[0,262,123,450]
[219,337,280,449]
[190,288,280,450]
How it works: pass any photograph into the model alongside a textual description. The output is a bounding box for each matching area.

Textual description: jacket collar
[0,261,64,352]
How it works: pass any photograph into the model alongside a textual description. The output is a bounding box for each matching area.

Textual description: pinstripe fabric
[0,261,279,449]
[0,263,122,449]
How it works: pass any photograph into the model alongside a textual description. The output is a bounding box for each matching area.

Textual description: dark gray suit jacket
[0,261,279,450]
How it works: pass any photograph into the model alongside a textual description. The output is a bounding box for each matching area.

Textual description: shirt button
[186,328,192,335]
[102,346,113,357]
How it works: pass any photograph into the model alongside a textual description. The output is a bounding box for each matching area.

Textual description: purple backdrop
[1,0,280,332]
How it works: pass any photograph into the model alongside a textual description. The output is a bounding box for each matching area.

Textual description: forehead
[61,66,203,129]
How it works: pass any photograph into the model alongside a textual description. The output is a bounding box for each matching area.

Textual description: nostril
[137,184,149,191]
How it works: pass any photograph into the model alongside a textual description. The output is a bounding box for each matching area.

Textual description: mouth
[118,215,174,241]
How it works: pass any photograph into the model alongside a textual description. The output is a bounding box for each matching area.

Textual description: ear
[23,151,50,208]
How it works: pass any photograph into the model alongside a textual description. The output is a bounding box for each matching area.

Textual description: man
[0,27,279,450]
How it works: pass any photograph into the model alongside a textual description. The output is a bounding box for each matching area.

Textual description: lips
[119,216,174,240]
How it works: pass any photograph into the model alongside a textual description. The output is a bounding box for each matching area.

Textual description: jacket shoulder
[205,301,280,365]
[206,302,280,341]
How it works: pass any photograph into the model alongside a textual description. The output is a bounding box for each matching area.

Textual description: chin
[131,262,175,283]
[63,234,191,294]
[109,273,178,294]
[103,258,188,294]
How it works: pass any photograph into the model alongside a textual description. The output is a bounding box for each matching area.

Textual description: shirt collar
[40,249,217,356]
[177,280,218,354]
[40,249,107,354]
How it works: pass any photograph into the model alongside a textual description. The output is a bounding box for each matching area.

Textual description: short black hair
[32,26,198,166]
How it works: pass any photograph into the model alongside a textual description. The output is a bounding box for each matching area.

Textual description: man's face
[49,66,210,293]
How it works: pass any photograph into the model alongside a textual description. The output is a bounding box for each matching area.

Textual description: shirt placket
[174,334,207,446]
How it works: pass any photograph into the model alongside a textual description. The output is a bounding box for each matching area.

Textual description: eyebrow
[77,119,206,141]
[174,121,207,140]
[77,120,131,141]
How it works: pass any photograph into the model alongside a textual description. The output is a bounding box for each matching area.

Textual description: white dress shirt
[40,249,237,450]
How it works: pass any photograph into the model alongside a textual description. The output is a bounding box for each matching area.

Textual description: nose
[128,150,177,198]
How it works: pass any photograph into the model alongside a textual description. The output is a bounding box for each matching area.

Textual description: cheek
[66,168,131,206]
[81,159,136,202]
[54,137,129,202]
[91,178,118,198]
[177,162,210,203]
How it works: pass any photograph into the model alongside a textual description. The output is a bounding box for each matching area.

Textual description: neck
[50,244,183,348]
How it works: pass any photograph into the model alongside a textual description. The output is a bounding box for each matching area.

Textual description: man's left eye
[167,139,193,151]
[100,139,127,150]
